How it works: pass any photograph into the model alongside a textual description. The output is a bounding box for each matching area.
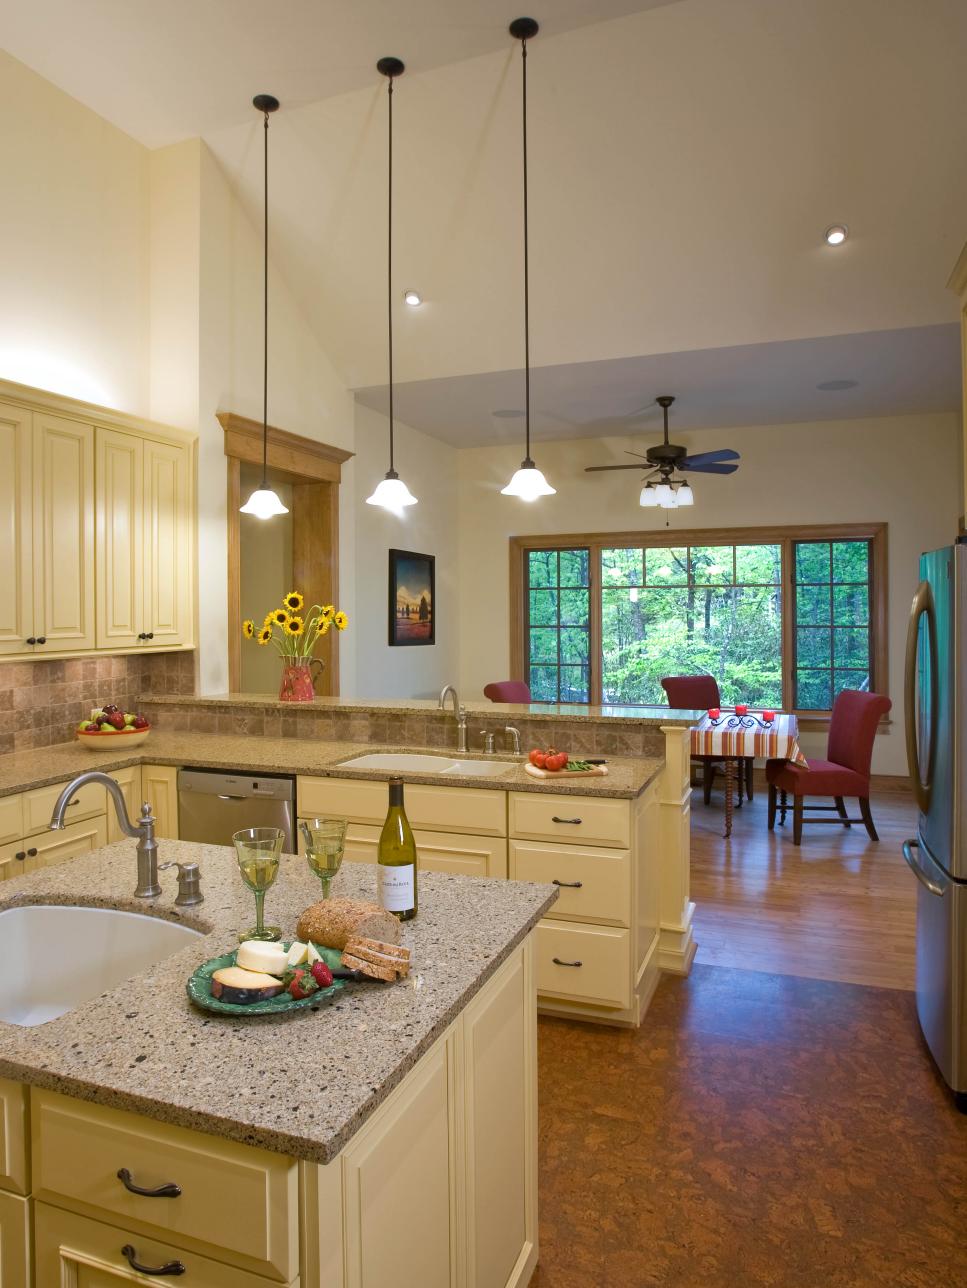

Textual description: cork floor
[530,791,967,1288]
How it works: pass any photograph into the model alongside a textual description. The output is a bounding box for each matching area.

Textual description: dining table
[690,710,807,837]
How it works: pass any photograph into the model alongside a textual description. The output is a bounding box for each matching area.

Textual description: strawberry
[287,968,320,1000]
[310,960,333,988]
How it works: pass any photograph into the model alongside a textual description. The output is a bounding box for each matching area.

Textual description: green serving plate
[186,942,346,1016]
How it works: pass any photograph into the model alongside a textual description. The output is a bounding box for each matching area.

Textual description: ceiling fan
[585,395,740,508]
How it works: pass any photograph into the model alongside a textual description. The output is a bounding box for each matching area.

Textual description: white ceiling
[0,0,674,147]
[354,323,961,445]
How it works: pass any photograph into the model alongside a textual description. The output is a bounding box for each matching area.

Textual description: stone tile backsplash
[0,652,195,755]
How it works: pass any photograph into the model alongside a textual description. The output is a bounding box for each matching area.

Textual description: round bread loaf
[296,897,401,950]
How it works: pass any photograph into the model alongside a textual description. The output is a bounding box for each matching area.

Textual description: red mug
[735,704,748,716]
[762,709,776,722]
[707,708,720,720]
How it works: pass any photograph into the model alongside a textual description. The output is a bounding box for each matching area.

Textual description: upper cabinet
[96,429,191,649]
[0,386,195,661]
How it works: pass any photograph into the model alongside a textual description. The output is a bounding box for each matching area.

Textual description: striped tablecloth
[690,712,808,767]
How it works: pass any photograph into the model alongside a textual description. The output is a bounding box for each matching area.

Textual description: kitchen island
[0,840,556,1286]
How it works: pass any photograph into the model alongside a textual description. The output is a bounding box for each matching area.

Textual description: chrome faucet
[503,726,522,754]
[50,772,161,899]
[439,684,468,753]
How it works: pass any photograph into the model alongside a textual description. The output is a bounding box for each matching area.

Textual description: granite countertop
[0,840,557,1164]
[0,732,664,800]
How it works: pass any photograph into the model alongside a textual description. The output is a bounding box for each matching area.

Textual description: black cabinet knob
[26,637,35,646]
[36,636,46,645]
[146,632,154,640]
[14,852,26,862]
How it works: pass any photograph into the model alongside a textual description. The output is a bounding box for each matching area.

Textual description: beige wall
[238,466,293,694]
[0,50,149,412]
[457,412,963,774]
[350,404,460,699]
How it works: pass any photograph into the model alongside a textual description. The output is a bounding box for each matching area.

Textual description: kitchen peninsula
[0,840,556,1285]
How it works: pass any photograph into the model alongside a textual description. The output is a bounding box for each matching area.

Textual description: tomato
[529,748,547,768]
[545,751,568,772]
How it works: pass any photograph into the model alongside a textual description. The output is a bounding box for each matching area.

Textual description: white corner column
[656,725,696,974]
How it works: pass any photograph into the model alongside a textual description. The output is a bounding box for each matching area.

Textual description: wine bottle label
[378,863,415,912]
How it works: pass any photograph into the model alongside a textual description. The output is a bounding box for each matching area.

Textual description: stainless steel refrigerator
[903,543,967,1108]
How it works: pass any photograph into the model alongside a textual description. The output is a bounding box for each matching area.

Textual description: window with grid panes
[793,539,872,709]
[525,548,590,702]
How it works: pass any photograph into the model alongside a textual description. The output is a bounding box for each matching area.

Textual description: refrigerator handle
[902,839,946,897]
[904,579,938,814]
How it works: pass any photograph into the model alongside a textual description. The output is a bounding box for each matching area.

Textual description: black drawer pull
[552,956,583,967]
[26,848,37,858]
[551,816,582,825]
[552,879,583,889]
[14,852,26,862]
[118,1167,182,1198]
[121,1245,185,1276]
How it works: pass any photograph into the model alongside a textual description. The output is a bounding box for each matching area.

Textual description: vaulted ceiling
[3,0,966,443]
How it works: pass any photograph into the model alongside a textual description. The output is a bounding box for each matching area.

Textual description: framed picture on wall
[389,549,435,647]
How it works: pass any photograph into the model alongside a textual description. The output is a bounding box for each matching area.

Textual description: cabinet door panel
[0,796,23,847]
[0,843,25,883]
[0,1189,30,1286]
[142,438,190,646]
[96,428,142,649]
[0,1078,29,1195]
[23,816,107,874]
[23,778,106,836]
[140,765,178,839]
[337,823,506,878]
[0,402,33,656]
[33,413,95,650]
[106,766,142,844]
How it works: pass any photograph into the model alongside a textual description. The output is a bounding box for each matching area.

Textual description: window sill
[796,714,893,734]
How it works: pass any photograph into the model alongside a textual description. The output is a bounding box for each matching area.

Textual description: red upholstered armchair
[660,675,753,805]
[766,689,892,845]
[483,680,532,703]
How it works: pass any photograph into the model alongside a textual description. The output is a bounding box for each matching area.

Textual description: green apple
[99,722,115,732]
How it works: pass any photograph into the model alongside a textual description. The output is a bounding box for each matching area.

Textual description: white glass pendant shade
[655,482,676,508]
[240,486,289,519]
[676,482,694,506]
[366,471,418,512]
[639,484,658,507]
[501,460,556,500]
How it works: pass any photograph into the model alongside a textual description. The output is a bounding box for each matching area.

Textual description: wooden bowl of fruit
[75,704,151,748]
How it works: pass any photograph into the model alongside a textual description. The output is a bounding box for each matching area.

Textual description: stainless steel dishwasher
[177,769,296,850]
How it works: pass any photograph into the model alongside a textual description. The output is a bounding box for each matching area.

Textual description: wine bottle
[377,777,418,920]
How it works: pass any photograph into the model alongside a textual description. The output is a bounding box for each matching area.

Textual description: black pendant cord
[261,105,270,488]
[521,35,532,466]
[387,75,395,476]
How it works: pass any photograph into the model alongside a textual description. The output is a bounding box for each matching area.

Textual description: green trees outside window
[793,540,872,709]
[526,548,590,702]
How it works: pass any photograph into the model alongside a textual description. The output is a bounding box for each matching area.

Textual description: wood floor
[690,784,919,991]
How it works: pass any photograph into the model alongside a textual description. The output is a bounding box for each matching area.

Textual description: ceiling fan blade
[680,461,739,475]
[623,449,651,460]
[680,448,740,467]
[585,463,656,473]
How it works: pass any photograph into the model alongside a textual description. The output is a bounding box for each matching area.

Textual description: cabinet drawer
[0,794,22,846]
[23,778,106,836]
[0,1078,29,1194]
[0,840,25,882]
[299,775,506,836]
[509,791,629,848]
[34,1202,289,1288]
[337,823,507,879]
[22,815,107,873]
[536,921,630,1009]
[31,1089,298,1281]
[510,840,629,927]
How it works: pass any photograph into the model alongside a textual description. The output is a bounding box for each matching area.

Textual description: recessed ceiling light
[817,379,859,391]
[403,289,422,306]
[824,224,848,246]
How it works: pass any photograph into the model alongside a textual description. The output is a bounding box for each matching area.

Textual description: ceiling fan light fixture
[639,483,659,508]
[502,460,556,501]
[655,482,676,508]
[676,482,694,506]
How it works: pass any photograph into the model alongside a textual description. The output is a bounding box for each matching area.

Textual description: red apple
[132,715,149,730]
[108,712,125,730]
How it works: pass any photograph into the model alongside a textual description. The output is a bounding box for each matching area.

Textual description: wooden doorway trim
[221,413,353,696]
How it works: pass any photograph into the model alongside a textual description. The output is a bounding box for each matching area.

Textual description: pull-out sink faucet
[50,772,161,898]
[439,684,469,753]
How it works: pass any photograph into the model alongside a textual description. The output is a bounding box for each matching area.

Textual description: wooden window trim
[510,522,889,720]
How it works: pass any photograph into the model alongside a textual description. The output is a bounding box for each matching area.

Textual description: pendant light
[366,57,418,513]
[501,18,555,501]
[240,94,289,519]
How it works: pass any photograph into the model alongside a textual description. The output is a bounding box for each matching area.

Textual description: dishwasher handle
[216,794,247,801]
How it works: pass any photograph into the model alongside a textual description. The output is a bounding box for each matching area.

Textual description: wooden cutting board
[524,763,609,780]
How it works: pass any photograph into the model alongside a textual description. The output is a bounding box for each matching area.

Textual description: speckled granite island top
[0,731,663,799]
[0,840,557,1164]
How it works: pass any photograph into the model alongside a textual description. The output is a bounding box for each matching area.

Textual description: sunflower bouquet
[242,591,349,659]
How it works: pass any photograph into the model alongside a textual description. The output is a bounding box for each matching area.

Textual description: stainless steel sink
[338,753,515,778]
[0,905,203,1027]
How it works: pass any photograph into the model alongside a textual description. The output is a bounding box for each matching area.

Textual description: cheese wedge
[286,941,310,967]
[211,967,285,1004]
[236,941,289,977]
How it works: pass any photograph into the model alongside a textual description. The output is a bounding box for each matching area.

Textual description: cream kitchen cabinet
[105,765,142,844]
[0,775,110,880]
[0,1189,30,1286]
[96,427,192,650]
[140,764,178,839]
[341,824,507,879]
[0,381,196,662]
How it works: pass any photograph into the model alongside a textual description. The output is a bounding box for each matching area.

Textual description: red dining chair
[660,675,753,805]
[483,680,532,703]
[766,689,892,845]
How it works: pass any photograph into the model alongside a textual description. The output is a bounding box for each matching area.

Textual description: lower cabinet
[340,823,508,879]
[0,1189,30,1286]
[21,816,108,875]
[105,766,142,843]
[140,764,178,839]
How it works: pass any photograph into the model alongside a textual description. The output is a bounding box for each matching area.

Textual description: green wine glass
[300,817,347,899]
[233,827,283,942]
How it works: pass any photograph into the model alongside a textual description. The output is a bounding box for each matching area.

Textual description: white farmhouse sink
[0,905,203,1027]
[338,753,515,778]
